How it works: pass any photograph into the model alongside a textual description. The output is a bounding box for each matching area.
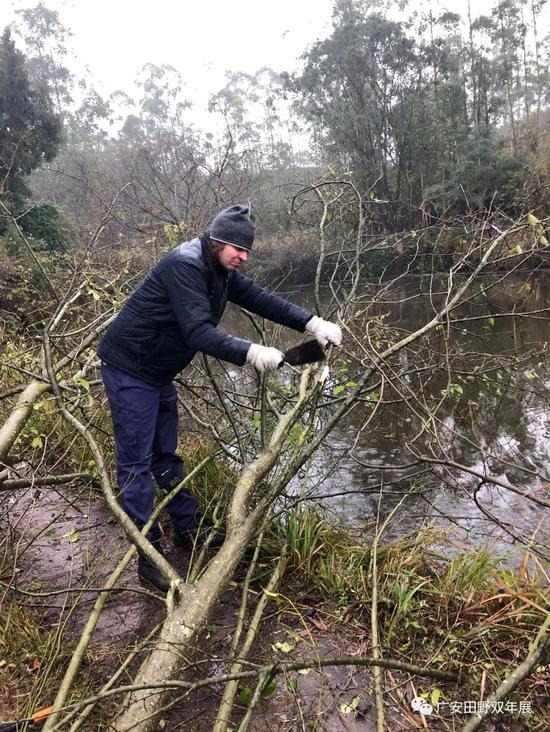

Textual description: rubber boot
[137,541,169,592]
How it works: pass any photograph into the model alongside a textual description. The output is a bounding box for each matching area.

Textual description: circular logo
[411,697,434,715]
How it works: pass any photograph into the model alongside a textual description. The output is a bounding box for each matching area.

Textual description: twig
[370,490,385,732]
[0,471,91,491]
[235,670,269,732]
[214,542,287,732]
[459,620,549,732]
[33,653,460,731]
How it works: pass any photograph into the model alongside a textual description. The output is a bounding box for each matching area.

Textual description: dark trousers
[101,364,199,539]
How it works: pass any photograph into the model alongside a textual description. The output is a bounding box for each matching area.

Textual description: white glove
[246,343,284,371]
[305,316,342,347]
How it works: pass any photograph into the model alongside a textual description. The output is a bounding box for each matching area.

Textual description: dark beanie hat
[209,204,255,251]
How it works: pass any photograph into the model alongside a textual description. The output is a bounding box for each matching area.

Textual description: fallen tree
[2,201,549,730]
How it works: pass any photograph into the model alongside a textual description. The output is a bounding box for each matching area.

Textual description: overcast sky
[3,0,334,113]
[3,0,549,122]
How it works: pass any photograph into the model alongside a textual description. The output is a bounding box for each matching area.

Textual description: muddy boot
[137,542,169,593]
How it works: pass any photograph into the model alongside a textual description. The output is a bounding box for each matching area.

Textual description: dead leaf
[27,657,41,672]
[309,617,328,631]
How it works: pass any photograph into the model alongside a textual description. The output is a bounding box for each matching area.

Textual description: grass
[0,579,69,722]
[258,505,550,729]
[1,380,547,730]
[176,434,237,526]
[1,446,548,729]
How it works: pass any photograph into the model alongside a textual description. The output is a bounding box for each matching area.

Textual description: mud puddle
[3,479,158,646]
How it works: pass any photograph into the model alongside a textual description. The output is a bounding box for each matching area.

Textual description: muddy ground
[1,480,517,731]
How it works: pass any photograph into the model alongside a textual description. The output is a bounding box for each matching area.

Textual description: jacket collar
[200,233,229,278]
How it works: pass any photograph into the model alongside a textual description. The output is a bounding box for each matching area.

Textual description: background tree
[0,28,61,210]
[291,0,549,229]
[12,0,74,113]
[0,27,62,251]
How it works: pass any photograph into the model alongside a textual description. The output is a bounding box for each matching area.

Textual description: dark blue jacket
[98,236,313,386]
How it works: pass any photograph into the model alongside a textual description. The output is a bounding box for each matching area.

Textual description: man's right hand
[246,343,284,371]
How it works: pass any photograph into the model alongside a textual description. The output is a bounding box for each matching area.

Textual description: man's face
[214,241,249,271]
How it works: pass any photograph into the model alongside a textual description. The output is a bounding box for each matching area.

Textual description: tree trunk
[0,380,51,463]
[115,525,253,731]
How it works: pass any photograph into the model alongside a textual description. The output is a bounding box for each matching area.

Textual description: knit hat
[209,204,255,251]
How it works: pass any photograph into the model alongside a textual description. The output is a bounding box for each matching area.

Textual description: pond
[223,271,550,565]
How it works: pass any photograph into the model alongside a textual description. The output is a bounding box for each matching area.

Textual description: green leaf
[272,641,294,653]
[260,678,277,700]
[508,244,523,256]
[31,436,43,449]
[538,235,548,247]
[262,588,282,605]
[527,213,539,226]
[487,317,495,327]
[445,383,463,399]
[431,688,442,707]
[65,528,80,543]
[238,685,253,706]
[287,678,299,694]
[73,375,90,391]
[297,668,311,675]
[332,385,345,395]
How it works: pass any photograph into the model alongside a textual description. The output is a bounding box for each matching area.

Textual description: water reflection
[220,273,550,563]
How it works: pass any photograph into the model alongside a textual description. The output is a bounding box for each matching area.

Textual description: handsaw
[282,339,326,366]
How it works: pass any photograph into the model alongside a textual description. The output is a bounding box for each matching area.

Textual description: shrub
[19,204,67,251]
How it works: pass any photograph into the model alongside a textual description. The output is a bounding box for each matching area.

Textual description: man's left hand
[305,316,342,348]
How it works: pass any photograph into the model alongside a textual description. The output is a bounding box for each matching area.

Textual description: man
[98,204,341,590]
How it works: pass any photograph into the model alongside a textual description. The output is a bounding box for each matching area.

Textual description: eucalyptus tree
[293,6,423,229]
[12,1,75,113]
[490,0,524,153]
[529,0,548,132]
[291,0,550,224]
[209,68,296,174]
